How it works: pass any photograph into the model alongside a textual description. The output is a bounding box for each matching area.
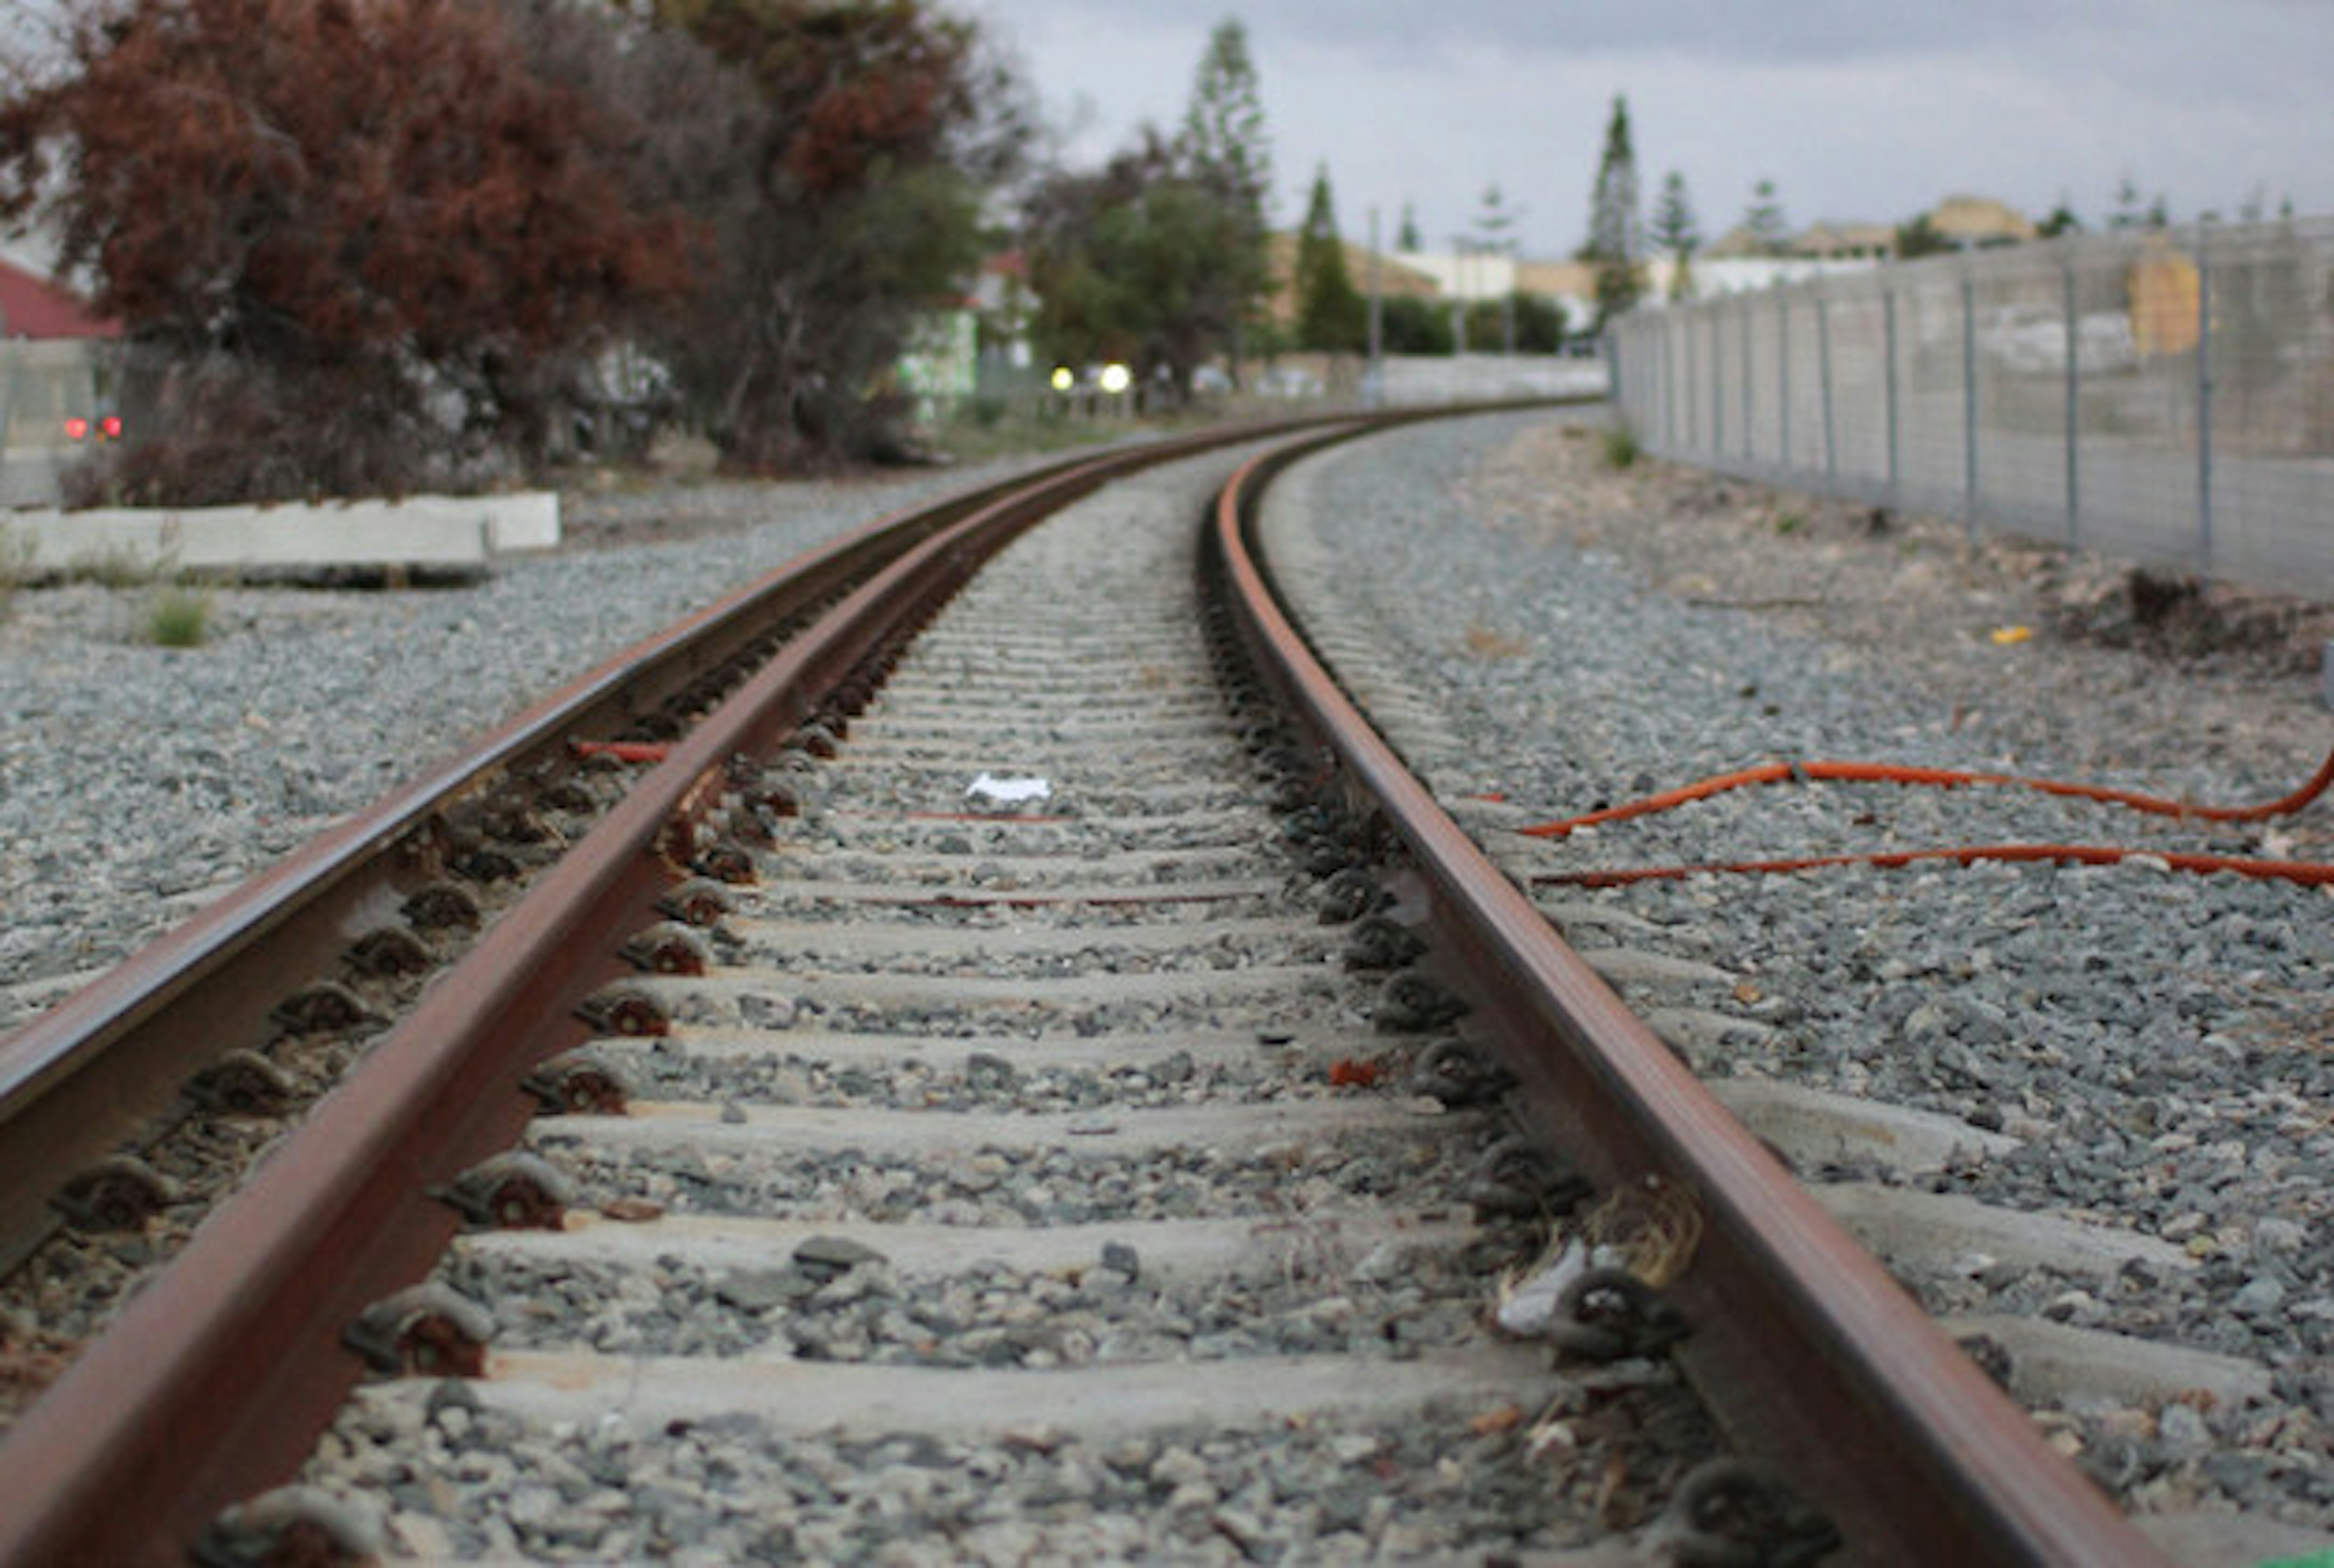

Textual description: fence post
[1817,293,1837,486]
[1961,270,1979,543]
[1884,287,1900,503]
[1740,295,1754,462]
[2062,258,2080,546]
[1709,306,1724,454]
[1778,292,1792,473]
[2195,221,2215,575]
[1663,315,1679,451]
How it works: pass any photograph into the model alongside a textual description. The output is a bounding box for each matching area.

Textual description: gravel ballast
[0,464,1033,1023]
[7,413,2332,1540]
[1261,410,2334,1535]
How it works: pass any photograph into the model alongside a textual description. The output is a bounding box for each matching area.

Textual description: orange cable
[1538,843,2334,889]
[1516,740,2334,839]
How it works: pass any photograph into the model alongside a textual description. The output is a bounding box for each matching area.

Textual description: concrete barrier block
[0,489,558,574]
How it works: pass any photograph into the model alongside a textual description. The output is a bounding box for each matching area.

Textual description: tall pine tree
[1580,94,1644,328]
[1648,170,1699,300]
[1294,164,1364,353]
[1182,17,1272,377]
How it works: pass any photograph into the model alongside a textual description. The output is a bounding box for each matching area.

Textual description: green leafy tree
[1579,95,1644,328]
[1023,19,1273,393]
[1294,164,1365,353]
[1648,169,1699,300]
[1379,294,1453,354]
[1396,202,1422,252]
[1895,213,1954,258]
[642,0,1027,468]
[1024,130,1253,393]
[1742,177,1790,255]
[1465,292,1565,354]
[2036,196,2082,238]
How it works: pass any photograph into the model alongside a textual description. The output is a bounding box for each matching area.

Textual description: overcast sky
[959,0,2334,257]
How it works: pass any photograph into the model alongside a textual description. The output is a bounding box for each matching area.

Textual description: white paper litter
[1495,1239,1590,1336]
[966,772,1052,805]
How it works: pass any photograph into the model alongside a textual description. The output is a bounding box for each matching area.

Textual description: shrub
[1601,421,1642,469]
[144,583,214,647]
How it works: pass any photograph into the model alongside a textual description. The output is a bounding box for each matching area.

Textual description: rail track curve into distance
[1,406,2299,1564]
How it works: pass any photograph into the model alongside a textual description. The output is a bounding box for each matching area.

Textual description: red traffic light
[100,416,123,439]
[63,417,88,441]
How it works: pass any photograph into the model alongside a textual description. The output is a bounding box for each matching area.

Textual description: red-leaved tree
[641,0,1027,468]
[0,0,697,501]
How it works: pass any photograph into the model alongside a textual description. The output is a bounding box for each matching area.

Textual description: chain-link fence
[1608,216,2334,594]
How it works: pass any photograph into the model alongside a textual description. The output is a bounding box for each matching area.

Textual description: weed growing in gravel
[1600,422,1642,470]
[71,543,166,588]
[145,583,215,647]
[0,528,32,621]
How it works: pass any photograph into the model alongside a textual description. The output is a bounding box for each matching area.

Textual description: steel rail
[0,456,1057,1274]
[0,432,1307,1278]
[0,422,1348,1567]
[1208,434,2170,1566]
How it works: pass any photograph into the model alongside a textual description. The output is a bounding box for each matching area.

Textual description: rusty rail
[1208,433,2169,1567]
[0,455,1085,1276]
[0,422,1348,1567]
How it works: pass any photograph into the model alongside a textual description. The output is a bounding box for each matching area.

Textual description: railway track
[0,409,2260,1564]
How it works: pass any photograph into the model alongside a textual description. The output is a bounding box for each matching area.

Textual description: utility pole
[1366,207,1383,405]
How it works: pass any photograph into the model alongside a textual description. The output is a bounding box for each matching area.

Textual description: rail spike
[51,1153,182,1232]
[1642,1459,1840,1568]
[624,921,711,977]
[184,1049,297,1117]
[344,1282,496,1378]
[435,1151,576,1230]
[576,983,670,1040]
[191,1484,387,1568]
[1543,1267,1692,1363]
[525,1047,636,1115]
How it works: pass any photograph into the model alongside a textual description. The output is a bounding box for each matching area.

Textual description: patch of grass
[929,404,1120,462]
[0,528,33,621]
[69,544,167,588]
[1774,512,1804,535]
[144,583,215,647]
[1599,422,1641,470]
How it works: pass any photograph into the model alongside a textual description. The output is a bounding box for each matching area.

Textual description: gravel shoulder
[1262,408,2334,1536]
[0,459,1038,1022]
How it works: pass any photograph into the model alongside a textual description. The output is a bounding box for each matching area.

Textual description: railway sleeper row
[200,449,1795,1565]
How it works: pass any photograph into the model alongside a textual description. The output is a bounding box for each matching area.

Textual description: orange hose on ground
[1516,740,2334,839]
[1537,844,2334,889]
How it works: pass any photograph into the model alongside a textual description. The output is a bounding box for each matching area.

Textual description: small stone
[1149,1446,1208,1489]
[715,1268,815,1312]
[2231,1276,2287,1318]
[740,993,797,1029]
[2157,1401,2212,1453]
[794,1234,887,1279]
[1100,1242,1140,1280]
[2251,1218,2307,1254]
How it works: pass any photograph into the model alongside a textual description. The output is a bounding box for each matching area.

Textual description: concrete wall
[1,491,561,576]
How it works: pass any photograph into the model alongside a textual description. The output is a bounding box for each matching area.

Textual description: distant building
[1265,233,1441,330]
[1792,221,1897,261]
[0,254,119,340]
[1927,193,2038,249]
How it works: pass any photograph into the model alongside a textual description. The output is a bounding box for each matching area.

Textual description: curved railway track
[0,410,2229,1564]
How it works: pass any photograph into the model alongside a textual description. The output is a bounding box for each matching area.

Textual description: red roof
[0,256,120,340]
